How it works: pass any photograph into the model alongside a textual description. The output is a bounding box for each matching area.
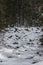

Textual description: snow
[1,48,14,57]
[0,26,43,65]
[0,53,7,62]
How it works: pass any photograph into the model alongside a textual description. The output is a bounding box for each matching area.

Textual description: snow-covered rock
[32,61,43,65]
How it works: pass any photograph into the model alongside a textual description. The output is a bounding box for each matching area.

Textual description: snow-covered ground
[0,26,43,65]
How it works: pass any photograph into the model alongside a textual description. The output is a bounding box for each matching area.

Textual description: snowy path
[0,26,43,65]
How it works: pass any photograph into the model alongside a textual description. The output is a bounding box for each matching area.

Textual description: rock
[32,61,38,64]
[37,27,39,30]
[27,43,31,45]
[41,28,43,31]
[40,35,43,38]
[8,35,12,38]
[40,38,43,45]
[26,56,33,59]
[32,61,43,65]
[16,53,20,55]
[14,28,17,32]
[36,52,39,54]
[15,34,18,37]
[29,39,32,42]
[15,46,19,49]
[13,42,18,45]
[25,29,29,31]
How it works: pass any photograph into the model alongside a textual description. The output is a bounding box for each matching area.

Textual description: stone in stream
[32,61,38,64]
[41,28,43,31]
[36,52,39,54]
[8,56,14,58]
[37,27,39,30]
[15,46,19,49]
[27,43,31,45]
[14,28,17,32]
[41,35,43,37]
[25,56,33,59]
[15,34,18,37]
[16,53,20,55]
[8,35,12,38]
[32,59,39,64]
[13,42,18,45]
[25,29,29,31]
[27,42,34,46]
[35,31,40,33]
[15,35,21,40]
[7,45,14,49]
[40,38,43,45]
[29,39,33,42]
[0,60,3,62]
